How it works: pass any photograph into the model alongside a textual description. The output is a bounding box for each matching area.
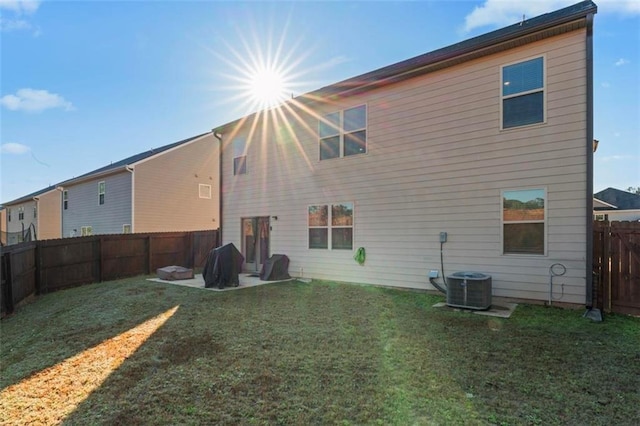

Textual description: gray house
[58,132,220,237]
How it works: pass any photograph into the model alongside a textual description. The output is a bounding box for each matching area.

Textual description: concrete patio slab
[148,273,294,291]
[432,301,518,318]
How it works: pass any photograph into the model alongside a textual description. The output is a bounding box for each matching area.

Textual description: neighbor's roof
[594,188,640,210]
[57,132,211,187]
[215,0,597,133]
[1,185,58,207]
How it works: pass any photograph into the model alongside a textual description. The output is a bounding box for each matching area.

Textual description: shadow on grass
[0,277,185,391]
[3,279,638,425]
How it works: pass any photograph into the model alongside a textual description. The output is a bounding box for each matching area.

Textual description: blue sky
[1,0,638,202]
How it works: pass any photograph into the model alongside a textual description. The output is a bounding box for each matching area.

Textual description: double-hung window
[7,208,11,222]
[98,181,105,205]
[63,190,68,210]
[233,137,247,175]
[319,105,367,160]
[81,226,93,236]
[18,207,24,220]
[308,202,354,250]
[501,57,544,129]
[502,188,546,255]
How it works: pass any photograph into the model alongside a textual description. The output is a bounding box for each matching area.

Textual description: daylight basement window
[501,57,544,129]
[319,105,367,160]
[308,202,354,250]
[233,137,247,175]
[502,188,546,255]
[98,181,105,205]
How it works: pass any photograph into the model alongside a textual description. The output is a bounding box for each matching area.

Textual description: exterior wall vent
[446,272,492,310]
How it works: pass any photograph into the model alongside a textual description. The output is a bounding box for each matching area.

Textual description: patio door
[241,217,270,273]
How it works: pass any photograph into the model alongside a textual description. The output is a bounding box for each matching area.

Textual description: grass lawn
[1,277,638,425]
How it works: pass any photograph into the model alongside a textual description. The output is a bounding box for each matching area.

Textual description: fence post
[1,252,14,316]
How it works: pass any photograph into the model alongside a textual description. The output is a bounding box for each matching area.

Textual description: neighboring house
[58,132,219,237]
[1,186,61,245]
[1,207,6,245]
[213,1,598,305]
[594,187,640,221]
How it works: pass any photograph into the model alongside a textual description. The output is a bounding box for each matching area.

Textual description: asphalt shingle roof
[594,188,640,210]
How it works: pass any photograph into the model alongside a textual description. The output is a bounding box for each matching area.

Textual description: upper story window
[7,208,11,222]
[33,206,37,219]
[502,188,546,255]
[199,184,212,199]
[501,57,544,129]
[233,137,247,175]
[81,226,93,236]
[308,202,354,250]
[18,207,24,221]
[319,105,367,160]
[63,190,68,210]
[98,181,105,205]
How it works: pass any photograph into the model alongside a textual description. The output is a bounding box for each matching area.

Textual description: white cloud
[0,0,40,34]
[600,154,634,162]
[1,142,31,154]
[463,0,639,33]
[615,58,630,66]
[0,0,40,14]
[1,88,74,112]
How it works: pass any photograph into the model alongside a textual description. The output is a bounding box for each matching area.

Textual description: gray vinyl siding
[62,171,132,236]
[221,30,589,304]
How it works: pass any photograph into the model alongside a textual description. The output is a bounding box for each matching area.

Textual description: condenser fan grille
[446,272,492,310]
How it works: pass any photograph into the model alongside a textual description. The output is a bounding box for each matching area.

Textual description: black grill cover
[203,243,244,289]
[259,254,291,281]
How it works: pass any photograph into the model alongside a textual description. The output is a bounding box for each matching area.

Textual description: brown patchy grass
[1,277,638,425]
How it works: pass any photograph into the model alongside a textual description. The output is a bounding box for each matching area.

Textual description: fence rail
[1,229,219,317]
[593,221,640,316]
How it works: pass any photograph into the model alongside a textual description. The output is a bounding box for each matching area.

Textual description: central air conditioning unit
[446,271,492,310]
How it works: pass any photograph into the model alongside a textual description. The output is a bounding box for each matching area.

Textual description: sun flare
[247,65,289,109]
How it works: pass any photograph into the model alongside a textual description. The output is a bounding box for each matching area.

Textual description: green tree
[627,186,640,195]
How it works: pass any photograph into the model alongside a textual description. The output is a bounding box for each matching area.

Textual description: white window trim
[500,187,548,256]
[500,55,546,131]
[307,202,355,250]
[98,181,105,205]
[318,104,368,161]
[63,190,68,210]
[81,226,93,236]
[123,224,132,234]
[233,137,248,176]
[199,184,212,199]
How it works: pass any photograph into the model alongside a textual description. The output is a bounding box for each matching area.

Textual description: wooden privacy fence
[593,221,640,316]
[1,229,219,317]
